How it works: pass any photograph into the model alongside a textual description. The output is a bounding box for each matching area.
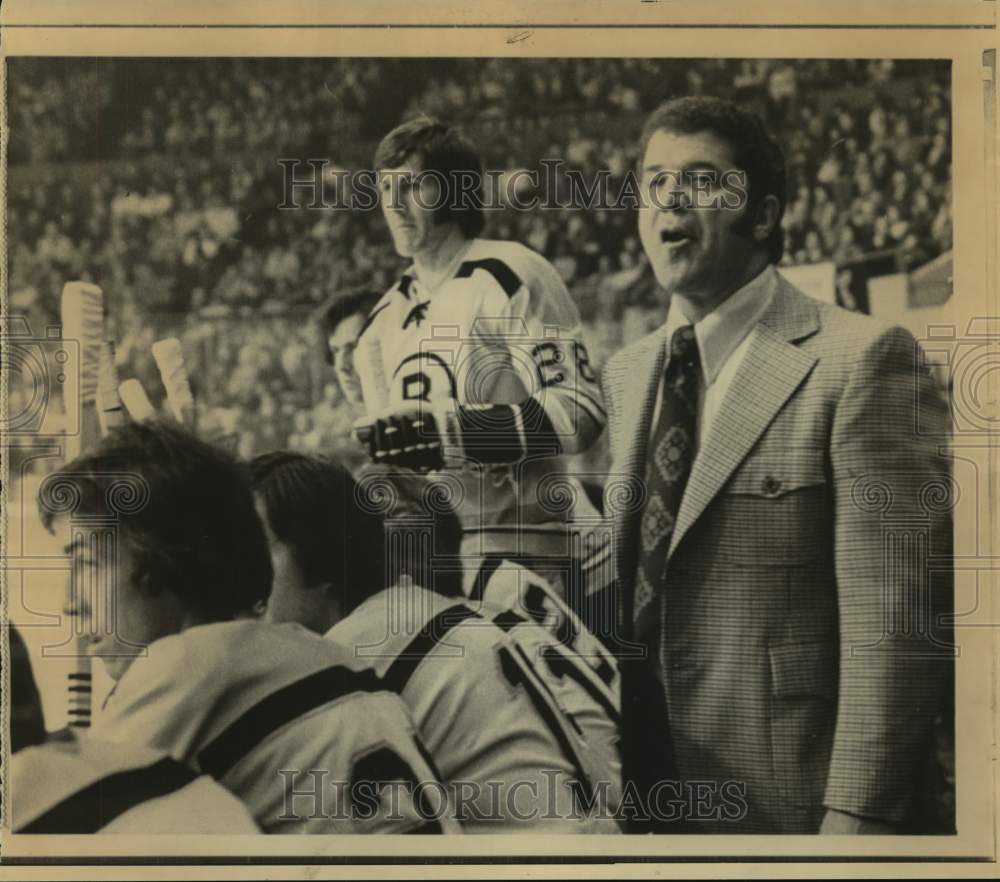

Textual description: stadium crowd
[8,58,951,458]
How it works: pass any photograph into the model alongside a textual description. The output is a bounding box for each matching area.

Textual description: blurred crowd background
[7,58,952,466]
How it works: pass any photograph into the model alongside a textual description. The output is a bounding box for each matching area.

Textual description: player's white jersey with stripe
[328,582,622,833]
[354,238,605,558]
[468,559,622,808]
[94,620,458,834]
[11,729,259,834]
[469,558,621,705]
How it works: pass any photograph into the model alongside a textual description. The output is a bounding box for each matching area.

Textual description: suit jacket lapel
[609,333,665,590]
[667,277,821,559]
[620,337,665,485]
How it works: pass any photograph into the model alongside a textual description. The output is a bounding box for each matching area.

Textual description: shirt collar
[662,264,777,385]
[325,581,432,642]
[405,239,475,294]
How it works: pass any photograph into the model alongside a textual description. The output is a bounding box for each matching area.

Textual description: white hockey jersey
[354,238,605,559]
[11,729,259,834]
[94,620,459,834]
[328,582,622,833]
[468,559,622,809]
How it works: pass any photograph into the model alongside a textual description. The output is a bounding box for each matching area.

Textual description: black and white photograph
[1,2,995,878]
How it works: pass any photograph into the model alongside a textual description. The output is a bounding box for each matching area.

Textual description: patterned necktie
[633,324,701,644]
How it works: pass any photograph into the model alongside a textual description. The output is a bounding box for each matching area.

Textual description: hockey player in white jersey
[39,420,456,834]
[415,501,623,813]
[352,116,606,591]
[468,561,623,814]
[251,451,623,832]
[8,626,260,835]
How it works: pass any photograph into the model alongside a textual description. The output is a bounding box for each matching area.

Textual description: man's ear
[131,568,155,596]
[317,578,345,610]
[132,564,168,598]
[752,194,782,244]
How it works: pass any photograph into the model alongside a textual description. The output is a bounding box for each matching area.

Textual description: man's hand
[353,405,450,471]
[820,808,897,835]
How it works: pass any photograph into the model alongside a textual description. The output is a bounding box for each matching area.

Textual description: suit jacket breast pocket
[716,449,830,567]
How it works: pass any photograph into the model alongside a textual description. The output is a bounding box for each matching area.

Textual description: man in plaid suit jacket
[601,97,953,833]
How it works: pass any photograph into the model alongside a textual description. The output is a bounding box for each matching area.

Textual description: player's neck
[412,227,470,288]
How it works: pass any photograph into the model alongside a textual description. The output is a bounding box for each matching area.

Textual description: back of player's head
[250,451,386,614]
[359,472,465,599]
[38,420,272,622]
[316,288,382,364]
[374,115,486,239]
[639,96,787,263]
[9,626,47,752]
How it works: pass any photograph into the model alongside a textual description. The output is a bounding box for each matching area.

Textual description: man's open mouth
[660,229,694,244]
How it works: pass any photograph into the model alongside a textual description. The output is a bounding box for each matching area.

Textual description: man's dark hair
[252,453,465,607]
[38,421,272,621]
[316,288,383,364]
[374,115,486,239]
[250,452,387,614]
[9,626,46,752]
[379,474,464,599]
[639,96,787,263]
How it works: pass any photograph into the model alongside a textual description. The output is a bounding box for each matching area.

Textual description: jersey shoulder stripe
[470,556,505,601]
[358,273,414,341]
[455,258,523,298]
[20,756,198,834]
[197,665,383,779]
[381,604,482,694]
[356,301,392,341]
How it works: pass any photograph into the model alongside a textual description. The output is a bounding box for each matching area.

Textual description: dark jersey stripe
[356,302,391,342]
[493,608,620,725]
[398,273,414,299]
[469,555,505,602]
[542,645,621,725]
[381,604,481,694]
[498,642,593,799]
[455,258,523,298]
[197,665,384,780]
[518,397,563,457]
[491,608,527,634]
[357,272,413,340]
[456,400,561,463]
[19,756,198,834]
[574,387,609,421]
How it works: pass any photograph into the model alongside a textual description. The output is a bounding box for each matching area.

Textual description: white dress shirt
[650,264,777,448]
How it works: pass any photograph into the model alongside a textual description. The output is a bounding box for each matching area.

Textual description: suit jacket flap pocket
[769,640,837,700]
